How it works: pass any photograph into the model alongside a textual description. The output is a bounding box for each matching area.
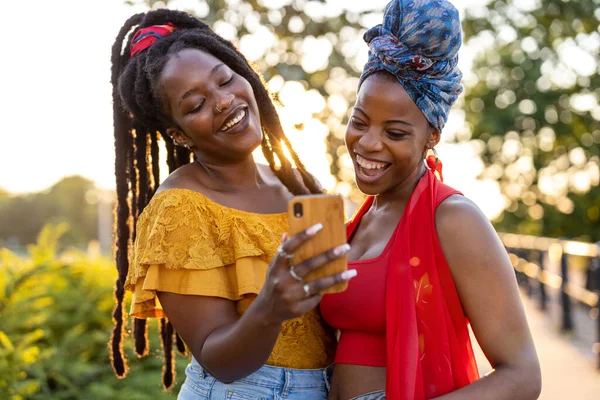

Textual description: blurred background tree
[122,0,600,241]
[2,0,598,250]
[461,0,600,241]
[0,177,100,250]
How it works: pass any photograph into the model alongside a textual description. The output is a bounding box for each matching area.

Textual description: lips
[218,106,248,133]
[355,154,390,170]
[354,153,391,183]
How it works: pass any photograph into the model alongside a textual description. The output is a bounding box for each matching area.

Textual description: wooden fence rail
[499,233,600,369]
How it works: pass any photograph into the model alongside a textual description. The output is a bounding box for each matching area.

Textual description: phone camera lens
[293,202,303,218]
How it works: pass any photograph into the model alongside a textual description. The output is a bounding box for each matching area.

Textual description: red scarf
[130,23,178,57]
[347,166,479,399]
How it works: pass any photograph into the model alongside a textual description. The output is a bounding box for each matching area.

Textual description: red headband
[130,23,178,57]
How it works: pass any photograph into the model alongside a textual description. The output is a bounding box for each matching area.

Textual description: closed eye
[221,75,234,86]
[350,117,367,130]
[386,131,409,140]
[188,100,205,114]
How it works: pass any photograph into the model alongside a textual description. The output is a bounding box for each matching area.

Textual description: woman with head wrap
[320,1,541,399]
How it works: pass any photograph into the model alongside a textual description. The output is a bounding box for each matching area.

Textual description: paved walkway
[472,294,600,399]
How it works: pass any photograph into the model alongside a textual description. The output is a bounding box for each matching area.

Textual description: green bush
[0,225,187,400]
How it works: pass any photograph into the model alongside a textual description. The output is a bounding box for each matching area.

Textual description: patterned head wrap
[359,0,463,132]
[130,23,178,57]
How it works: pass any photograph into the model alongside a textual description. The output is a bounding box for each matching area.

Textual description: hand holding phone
[288,194,349,294]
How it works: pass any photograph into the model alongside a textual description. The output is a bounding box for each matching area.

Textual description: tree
[461,0,600,241]
[0,176,102,248]
[127,0,600,241]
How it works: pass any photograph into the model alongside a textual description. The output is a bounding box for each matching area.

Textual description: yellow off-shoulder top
[124,188,336,369]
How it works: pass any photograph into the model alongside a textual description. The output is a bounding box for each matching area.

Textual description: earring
[423,147,438,170]
[173,139,189,149]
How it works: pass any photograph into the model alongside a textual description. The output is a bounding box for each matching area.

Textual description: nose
[357,129,384,153]
[214,92,234,114]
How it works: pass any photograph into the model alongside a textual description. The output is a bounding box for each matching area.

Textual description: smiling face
[345,72,440,196]
[160,48,263,164]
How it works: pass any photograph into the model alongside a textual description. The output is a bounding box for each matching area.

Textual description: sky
[1,0,502,216]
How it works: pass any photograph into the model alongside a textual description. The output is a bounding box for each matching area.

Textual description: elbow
[521,358,541,399]
[218,376,237,385]
[190,347,254,384]
[528,364,542,400]
[205,367,239,384]
[200,368,248,384]
[504,360,541,399]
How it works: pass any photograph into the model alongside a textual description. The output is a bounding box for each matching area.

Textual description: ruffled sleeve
[124,189,288,318]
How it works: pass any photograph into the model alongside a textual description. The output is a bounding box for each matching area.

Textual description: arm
[158,228,355,383]
[432,196,541,400]
[158,291,281,383]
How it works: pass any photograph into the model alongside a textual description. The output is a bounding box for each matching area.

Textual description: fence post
[516,249,532,296]
[526,250,534,298]
[560,250,574,332]
[538,250,547,311]
[592,247,600,370]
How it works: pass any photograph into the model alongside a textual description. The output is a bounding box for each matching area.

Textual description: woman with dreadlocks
[109,9,356,399]
[320,0,540,399]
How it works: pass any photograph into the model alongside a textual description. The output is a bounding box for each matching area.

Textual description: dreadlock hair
[109,8,321,390]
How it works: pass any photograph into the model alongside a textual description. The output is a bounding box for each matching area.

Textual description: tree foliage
[1,225,185,399]
[461,0,600,241]
[124,0,600,240]
[0,176,102,249]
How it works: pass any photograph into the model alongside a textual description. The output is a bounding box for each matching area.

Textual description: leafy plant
[1,225,187,399]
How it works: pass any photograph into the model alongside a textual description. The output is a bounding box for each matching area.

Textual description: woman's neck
[371,165,426,214]
[194,155,264,191]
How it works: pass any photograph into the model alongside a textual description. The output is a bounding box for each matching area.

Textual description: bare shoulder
[435,194,506,274]
[156,163,204,194]
[435,195,505,266]
[435,194,489,232]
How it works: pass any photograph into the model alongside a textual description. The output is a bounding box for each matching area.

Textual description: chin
[233,125,263,154]
[355,182,385,196]
[354,176,386,196]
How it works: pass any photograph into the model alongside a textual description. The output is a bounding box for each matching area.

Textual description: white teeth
[220,109,246,132]
[356,154,388,170]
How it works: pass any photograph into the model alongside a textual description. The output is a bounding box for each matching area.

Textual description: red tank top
[320,211,401,366]
[322,169,481,399]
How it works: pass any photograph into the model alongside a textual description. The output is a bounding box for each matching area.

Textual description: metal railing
[500,233,600,369]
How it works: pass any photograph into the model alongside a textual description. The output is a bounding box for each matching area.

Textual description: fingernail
[341,269,358,280]
[333,243,351,256]
[306,223,324,236]
[282,232,288,241]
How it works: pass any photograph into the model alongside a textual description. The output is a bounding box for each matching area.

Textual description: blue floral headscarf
[359,0,463,132]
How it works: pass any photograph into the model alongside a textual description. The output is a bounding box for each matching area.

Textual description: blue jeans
[178,356,333,399]
[350,390,386,400]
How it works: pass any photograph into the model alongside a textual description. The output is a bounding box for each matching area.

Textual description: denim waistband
[188,356,333,390]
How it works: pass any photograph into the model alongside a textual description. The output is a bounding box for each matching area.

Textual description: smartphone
[288,194,348,294]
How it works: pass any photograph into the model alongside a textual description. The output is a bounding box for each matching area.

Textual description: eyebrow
[178,63,226,107]
[354,106,414,127]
